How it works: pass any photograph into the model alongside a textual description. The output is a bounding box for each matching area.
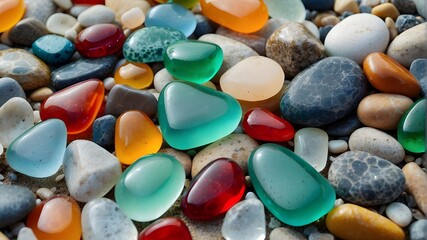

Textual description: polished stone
[0,0,26,32]
[32,34,75,65]
[138,217,192,240]
[114,62,153,89]
[0,185,36,228]
[294,128,329,172]
[398,98,426,153]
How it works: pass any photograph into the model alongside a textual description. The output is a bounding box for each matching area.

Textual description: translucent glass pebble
[145,3,196,37]
[158,81,242,150]
[115,154,185,222]
[294,128,329,172]
[0,0,26,32]
[32,35,75,65]
[114,62,154,89]
[398,98,426,153]
[163,40,223,84]
[6,119,67,178]
[264,0,306,22]
[248,143,336,226]
[138,217,192,240]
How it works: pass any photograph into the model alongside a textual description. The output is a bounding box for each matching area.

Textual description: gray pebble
[326,112,361,137]
[308,232,335,240]
[92,115,116,148]
[24,0,56,23]
[409,219,427,240]
[396,14,422,34]
[392,0,418,14]
[0,185,36,228]
[9,18,49,47]
[410,58,427,97]
[0,77,25,107]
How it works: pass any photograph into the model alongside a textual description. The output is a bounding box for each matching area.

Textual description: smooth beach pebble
[32,34,75,65]
[9,18,49,47]
[0,0,26,32]
[77,4,116,27]
[372,3,400,20]
[402,162,427,215]
[294,128,329,172]
[398,98,426,153]
[385,202,413,227]
[200,0,269,33]
[334,0,360,14]
[324,13,389,64]
[46,13,77,36]
[363,52,420,98]
[410,58,427,97]
[105,0,151,23]
[158,148,192,176]
[264,0,306,22]
[121,7,145,29]
[115,154,185,222]
[138,217,192,240]
[114,62,153,89]
[17,227,37,240]
[26,196,82,240]
[357,93,414,130]
[326,204,405,240]
[328,140,348,154]
[269,227,306,240]
[409,219,427,240]
[0,77,25,107]
[0,185,36,229]
[215,26,267,55]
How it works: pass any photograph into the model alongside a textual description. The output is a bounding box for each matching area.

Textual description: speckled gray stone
[0,185,36,228]
[395,14,422,34]
[280,57,367,127]
[82,198,138,240]
[328,151,405,206]
[410,58,427,97]
[266,22,326,78]
[9,18,49,46]
[0,77,25,107]
[24,0,56,23]
[105,84,158,118]
[409,219,427,240]
[216,26,266,55]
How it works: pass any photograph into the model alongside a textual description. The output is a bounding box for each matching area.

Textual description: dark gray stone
[216,26,266,55]
[328,151,405,206]
[326,112,362,137]
[410,58,427,97]
[24,0,56,23]
[410,219,427,240]
[395,14,423,34]
[0,77,26,107]
[92,115,116,148]
[51,55,117,90]
[0,185,36,228]
[9,18,49,47]
[0,44,9,51]
[105,84,158,118]
[280,57,367,127]
[392,0,418,15]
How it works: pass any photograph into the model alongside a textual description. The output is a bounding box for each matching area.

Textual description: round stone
[294,128,329,171]
[328,140,348,154]
[385,202,413,227]
[371,3,400,20]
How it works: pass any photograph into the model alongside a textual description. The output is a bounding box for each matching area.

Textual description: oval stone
[280,57,367,127]
[325,13,389,64]
[77,5,116,27]
[357,93,414,130]
[46,13,77,36]
[32,34,75,65]
[220,56,284,102]
[114,153,185,222]
[123,26,186,63]
[402,163,427,216]
[9,18,49,47]
[0,49,50,90]
[349,127,405,164]
[181,158,246,220]
[164,40,223,84]
[6,119,67,178]
[294,128,329,172]
[114,61,154,89]
[0,185,36,228]
[326,204,405,240]
[328,151,406,206]
[248,143,336,226]
[145,3,196,37]
[363,52,421,98]
[398,98,426,153]
[0,77,25,107]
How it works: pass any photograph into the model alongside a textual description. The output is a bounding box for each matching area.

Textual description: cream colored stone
[121,7,145,29]
[53,0,73,10]
[403,163,427,215]
[385,17,398,42]
[334,0,360,14]
[158,148,192,176]
[46,13,77,36]
[106,0,151,23]
[29,87,53,102]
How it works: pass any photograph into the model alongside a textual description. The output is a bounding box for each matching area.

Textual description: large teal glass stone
[114,153,185,222]
[32,34,75,65]
[6,119,67,178]
[248,143,336,226]
[163,40,223,84]
[158,81,242,150]
[123,26,186,63]
[398,98,426,153]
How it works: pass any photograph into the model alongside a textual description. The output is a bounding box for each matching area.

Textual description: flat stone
[329,151,406,206]
[349,127,405,164]
[294,128,329,171]
[105,84,157,118]
[9,18,49,47]
[29,87,53,102]
[266,22,325,78]
[387,23,427,68]
[51,55,117,90]
[32,34,76,65]
[409,219,427,240]
[82,198,137,240]
[0,185,36,228]
[280,57,367,127]
[24,0,56,23]
[0,97,34,148]
[402,163,427,215]
[0,77,25,107]
[92,115,116,148]
[77,5,116,27]
[192,134,258,177]
[0,49,50,91]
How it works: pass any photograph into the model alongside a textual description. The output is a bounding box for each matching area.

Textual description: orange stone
[114,62,154,89]
[363,52,421,98]
[326,204,405,240]
[115,110,163,165]
[26,196,82,240]
[0,0,25,32]
[200,0,268,33]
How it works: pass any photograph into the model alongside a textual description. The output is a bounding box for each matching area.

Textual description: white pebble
[154,68,175,92]
[33,110,40,123]
[0,143,3,156]
[103,77,116,91]
[328,140,348,154]
[36,188,54,200]
[17,227,37,240]
[334,198,344,207]
[55,174,65,182]
[78,5,116,27]
[52,0,73,10]
[70,5,91,17]
[64,28,78,42]
[302,20,320,39]
[46,13,77,36]
[121,7,145,29]
[385,202,413,227]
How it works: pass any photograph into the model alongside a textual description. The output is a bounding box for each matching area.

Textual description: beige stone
[357,93,413,130]
[269,227,306,240]
[402,162,427,215]
[334,0,360,15]
[106,0,151,23]
[385,17,398,42]
[30,87,53,102]
[158,148,192,176]
[372,3,400,20]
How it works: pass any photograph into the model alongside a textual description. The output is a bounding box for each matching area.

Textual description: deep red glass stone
[181,158,246,220]
[73,0,105,5]
[138,217,192,240]
[75,23,125,58]
[243,107,295,142]
[40,79,105,134]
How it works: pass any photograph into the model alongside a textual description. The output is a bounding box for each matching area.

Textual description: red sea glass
[181,158,246,220]
[75,23,125,58]
[40,79,104,134]
[73,0,104,4]
[138,217,192,240]
[243,108,295,142]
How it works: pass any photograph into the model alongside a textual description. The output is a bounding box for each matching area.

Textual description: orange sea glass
[26,196,82,240]
[0,0,25,32]
[200,0,268,33]
[115,111,163,165]
[114,62,154,89]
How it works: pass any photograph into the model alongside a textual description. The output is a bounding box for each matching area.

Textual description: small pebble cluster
[0,0,426,240]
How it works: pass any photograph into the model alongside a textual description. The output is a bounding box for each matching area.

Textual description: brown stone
[372,3,400,20]
[334,0,360,14]
[30,87,54,102]
[402,162,427,215]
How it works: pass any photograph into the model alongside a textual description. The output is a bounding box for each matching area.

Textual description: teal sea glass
[32,34,75,65]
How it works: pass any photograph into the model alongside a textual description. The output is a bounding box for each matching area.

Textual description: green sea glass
[398,98,426,153]
[158,81,242,150]
[248,143,336,226]
[163,40,223,84]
